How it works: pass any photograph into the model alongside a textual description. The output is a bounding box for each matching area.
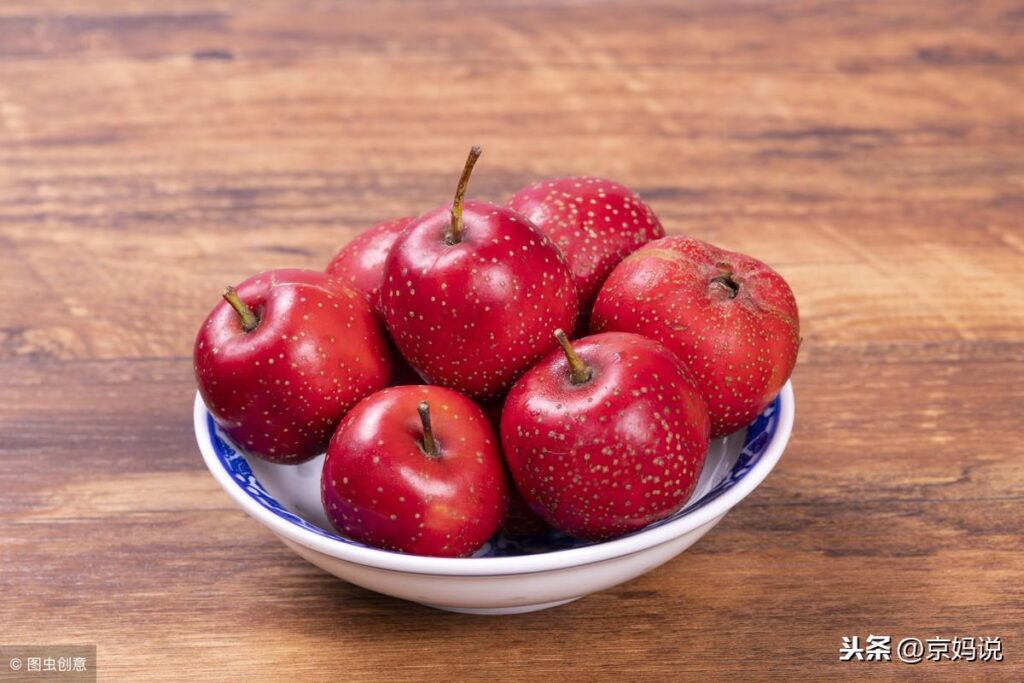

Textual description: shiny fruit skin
[591,236,800,437]
[381,200,578,400]
[324,216,422,385]
[507,176,664,316]
[194,269,393,464]
[501,332,710,540]
[326,216,413,317]
[321,385,508,557]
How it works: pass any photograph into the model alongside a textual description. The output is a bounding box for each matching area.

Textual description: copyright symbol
[897,637,924,664]
[9,658,22,671]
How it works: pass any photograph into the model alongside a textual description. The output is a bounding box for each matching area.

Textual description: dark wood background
[1,1,1022,680]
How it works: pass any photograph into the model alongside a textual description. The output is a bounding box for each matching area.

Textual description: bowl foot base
[420,597,581,615]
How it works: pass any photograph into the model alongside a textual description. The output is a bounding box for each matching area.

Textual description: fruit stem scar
[446,145,482,245]
[222,286,259,332]
[554,329,593,385]
[710,274,740,299]
[418,401,439,457]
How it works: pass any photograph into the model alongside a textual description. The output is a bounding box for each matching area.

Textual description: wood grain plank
[1,0,1022,680]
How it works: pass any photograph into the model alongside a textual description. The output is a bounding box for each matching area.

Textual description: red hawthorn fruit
[321,385,508,557]
[507,176,664,323]
[501,330,710,540]
[381,147,578,400]
[194,269,393,463]
[591,236,800,436]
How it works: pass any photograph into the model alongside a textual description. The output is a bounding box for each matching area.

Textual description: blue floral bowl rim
[194,382,794,577]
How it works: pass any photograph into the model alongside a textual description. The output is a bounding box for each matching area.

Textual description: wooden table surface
[2,1,1022,680]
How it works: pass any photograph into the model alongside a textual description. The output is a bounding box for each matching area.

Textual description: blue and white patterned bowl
[194,382,794,614]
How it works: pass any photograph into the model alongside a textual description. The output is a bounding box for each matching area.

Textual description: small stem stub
[418,401,439,457]
[223,286,259,332]
[710,274,740,299]
[554,329,593,385]
[446,145,482,245]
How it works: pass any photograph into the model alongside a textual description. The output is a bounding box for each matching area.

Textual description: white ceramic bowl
[194,382,793,614]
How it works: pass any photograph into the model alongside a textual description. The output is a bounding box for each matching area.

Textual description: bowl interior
[207,394,782,558]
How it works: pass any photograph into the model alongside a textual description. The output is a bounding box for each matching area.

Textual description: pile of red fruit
[194,147,800,557]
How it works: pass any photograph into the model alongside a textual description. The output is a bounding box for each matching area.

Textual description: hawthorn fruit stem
[223,286,259,332]
[418,401,439,457]
[554,329,593,385]
[446,145,482,245]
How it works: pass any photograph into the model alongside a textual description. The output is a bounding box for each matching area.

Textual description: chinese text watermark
[0,646,95,682]
[840,635,1003,664]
